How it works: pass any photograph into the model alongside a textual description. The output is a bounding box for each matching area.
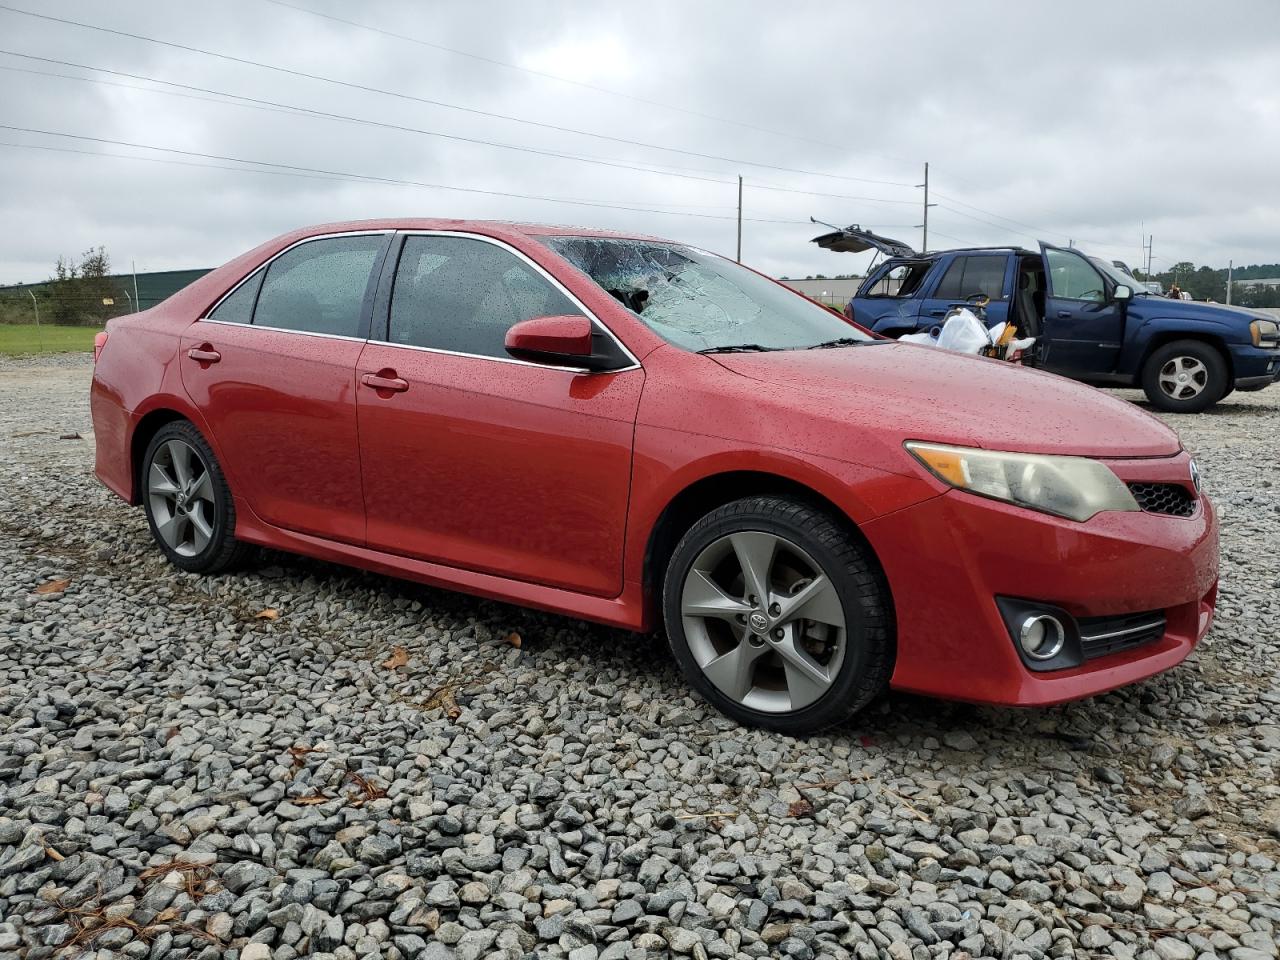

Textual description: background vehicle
[92,220,1218,733]
[819,226,1280,412]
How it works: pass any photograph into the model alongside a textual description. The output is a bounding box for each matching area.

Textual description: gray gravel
[2,354,1278,960]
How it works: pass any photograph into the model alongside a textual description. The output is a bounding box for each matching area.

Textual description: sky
[1,0,1279,285]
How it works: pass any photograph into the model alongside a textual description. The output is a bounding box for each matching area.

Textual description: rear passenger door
[181,232,391,545]
[354,232,644,598]
[916,253,1011,330]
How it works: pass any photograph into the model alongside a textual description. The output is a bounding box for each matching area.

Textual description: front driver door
[355,232,644,598]
[1039,243,1125,377]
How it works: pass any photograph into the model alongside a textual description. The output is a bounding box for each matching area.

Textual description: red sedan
[90,220,1219,733]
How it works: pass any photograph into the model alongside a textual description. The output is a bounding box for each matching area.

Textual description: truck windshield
[542,236,873,352]
[1089,256,1151,294]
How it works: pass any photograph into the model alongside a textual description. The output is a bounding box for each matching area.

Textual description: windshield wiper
[697,343,778,354]
[807,337,870,349]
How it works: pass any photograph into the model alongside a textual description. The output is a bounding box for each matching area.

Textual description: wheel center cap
[176,492,187,507]
[748,611,769,633]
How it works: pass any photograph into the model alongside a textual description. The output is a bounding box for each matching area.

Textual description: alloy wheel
[148,438,216,557]
[680,531,847,713]
[1158,356,1209,400]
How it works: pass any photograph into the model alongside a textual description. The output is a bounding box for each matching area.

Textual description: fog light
[1019,614,1066,661]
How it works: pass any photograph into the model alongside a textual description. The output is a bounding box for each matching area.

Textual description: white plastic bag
[934,307,993,355]
[899,330,938,346]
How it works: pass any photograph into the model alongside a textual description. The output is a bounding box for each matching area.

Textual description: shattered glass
[543,237,873,352]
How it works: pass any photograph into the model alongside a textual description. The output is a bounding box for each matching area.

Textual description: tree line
[1134,262,1280,308]
[0,247,128,326]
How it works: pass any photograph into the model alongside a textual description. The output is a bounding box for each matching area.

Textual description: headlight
[906,442,1140,522]
[1251,318,1279,347]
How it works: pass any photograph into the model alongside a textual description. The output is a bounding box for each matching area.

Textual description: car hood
[1130,295,1269,325]
[710,343,1182,458]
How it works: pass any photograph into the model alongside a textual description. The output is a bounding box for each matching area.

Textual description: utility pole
[132,259,141,313]
[735,176,743,263]
[916,162,935,253]
[1144,235,1153,279]
[1226,259,1233,305]
[28,289,43,352]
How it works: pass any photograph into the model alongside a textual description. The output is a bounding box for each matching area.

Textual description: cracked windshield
[544,236,874,352]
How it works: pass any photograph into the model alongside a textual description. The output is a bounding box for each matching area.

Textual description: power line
[0,3,917,190]
[0,129,821,225]
[932,188,1136,256]
[0,52,922,209]
[261,0,919,167]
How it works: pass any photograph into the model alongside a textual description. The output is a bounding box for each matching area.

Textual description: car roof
[879,245,1037,263]
[281,218,670,244]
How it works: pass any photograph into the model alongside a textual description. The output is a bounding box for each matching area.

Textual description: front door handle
[187,346,221,363]
[361,371,409,393]
[1056,310,1072,318]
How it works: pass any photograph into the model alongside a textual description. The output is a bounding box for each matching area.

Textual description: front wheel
[142,421,252,573]
[1141,340,1228,413]
[662,496,893,734]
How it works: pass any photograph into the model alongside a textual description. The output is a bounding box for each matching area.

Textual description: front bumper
[861,451,1218,706]
[1229,343,1280,389]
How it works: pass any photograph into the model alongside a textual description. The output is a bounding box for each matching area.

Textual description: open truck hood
[710,342,1182,459]
[810,221,917,259]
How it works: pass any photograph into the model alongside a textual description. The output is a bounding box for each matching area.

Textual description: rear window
[862,261,931,298]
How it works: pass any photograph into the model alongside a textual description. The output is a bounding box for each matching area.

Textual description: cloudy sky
[2,0,1279,285]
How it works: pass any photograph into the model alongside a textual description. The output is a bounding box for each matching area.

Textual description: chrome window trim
[200,229,393,322]
[194,317,370,343]
[387,229,641,374]
[198,228,643,375]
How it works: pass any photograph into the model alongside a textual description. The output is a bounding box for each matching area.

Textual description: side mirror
[1113,284,1133,302]
[505,314,594,366]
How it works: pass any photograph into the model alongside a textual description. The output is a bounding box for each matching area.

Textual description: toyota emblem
[1189,459,1201,494]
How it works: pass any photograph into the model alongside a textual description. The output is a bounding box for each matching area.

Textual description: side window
[253,235,386,337]
[932,258,966,300]
[961,256,1007,300]
[864,261,930,298]
[934,255,1006,301]
[1045,249,1105,302]
[209,270,263,324]
[387,236,583,357]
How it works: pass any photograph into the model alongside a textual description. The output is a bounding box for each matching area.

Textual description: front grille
[1078,610,1166,660]
[1128,482,1196,517]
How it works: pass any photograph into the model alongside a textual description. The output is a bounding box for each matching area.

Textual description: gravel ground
[2,354,1278,960]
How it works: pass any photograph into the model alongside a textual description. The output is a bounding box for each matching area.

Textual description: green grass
[0,323,100,356]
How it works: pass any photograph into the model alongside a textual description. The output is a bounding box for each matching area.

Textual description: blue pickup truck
[814,226,1280,412]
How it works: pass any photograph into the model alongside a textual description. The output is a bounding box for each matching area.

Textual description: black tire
[661,496,893,734]
[1141,339,1229,413]
[142,420,252,573]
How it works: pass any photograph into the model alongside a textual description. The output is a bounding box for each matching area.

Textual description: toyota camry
[90,220,1219,733]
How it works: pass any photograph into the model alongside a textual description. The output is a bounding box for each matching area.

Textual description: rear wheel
[662,496,893,734]
[142,421,251,573]
[1141,339,1228,413]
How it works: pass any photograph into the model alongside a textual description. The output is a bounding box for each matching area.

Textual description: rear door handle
[1056,310,1072,318]
[361,371,409,393]
[187,346,221,363]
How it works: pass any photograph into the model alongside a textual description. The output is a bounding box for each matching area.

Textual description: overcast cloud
[1,0,1279,285]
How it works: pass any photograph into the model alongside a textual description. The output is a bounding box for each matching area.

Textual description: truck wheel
[1141,340,1228,413]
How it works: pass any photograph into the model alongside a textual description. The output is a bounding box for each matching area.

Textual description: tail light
[93,331,108,363]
